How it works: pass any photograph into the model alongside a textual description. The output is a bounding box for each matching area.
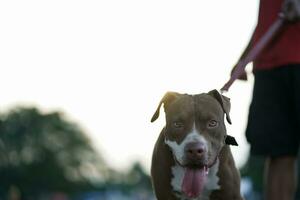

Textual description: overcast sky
[0,0,259,172]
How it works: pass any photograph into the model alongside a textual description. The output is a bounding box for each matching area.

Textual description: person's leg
[247,66,300,200]
[264,156,297,200]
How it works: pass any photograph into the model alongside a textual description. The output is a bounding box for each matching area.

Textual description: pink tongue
[182,167,207,198]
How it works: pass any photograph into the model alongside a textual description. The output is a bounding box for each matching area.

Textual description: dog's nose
[185,142,206,160]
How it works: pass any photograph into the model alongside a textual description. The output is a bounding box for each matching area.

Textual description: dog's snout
[184,142,206,160]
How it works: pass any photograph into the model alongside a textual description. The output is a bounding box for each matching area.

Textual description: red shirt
[253,0,300,70]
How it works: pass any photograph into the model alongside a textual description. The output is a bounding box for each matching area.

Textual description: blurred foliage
[0,107,100,197]
[105,162,152,194]
[0,107,153,199]
[240,155,264,192]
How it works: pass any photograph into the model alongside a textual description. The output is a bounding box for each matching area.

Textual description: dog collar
[225,135,238,146]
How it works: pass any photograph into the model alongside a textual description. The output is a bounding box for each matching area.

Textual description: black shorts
[246,64,300,157]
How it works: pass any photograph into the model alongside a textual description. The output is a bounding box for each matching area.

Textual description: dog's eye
[207,120,218,128]
[173,121,184,128]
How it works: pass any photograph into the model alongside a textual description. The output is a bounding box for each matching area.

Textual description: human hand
[282,0,300,22]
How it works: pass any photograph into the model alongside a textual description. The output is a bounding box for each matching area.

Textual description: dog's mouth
[173,156,209,198]
[182,165,209,198]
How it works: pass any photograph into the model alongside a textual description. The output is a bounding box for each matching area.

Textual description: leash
[220,13,286,93]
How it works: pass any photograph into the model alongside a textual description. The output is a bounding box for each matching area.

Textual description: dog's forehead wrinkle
[194,94,221,107]
[168,98,194,116]
[194,104,224,122]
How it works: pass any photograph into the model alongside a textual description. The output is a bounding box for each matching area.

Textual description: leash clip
[219,89,227,94]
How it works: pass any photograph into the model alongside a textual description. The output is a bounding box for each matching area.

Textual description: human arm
[230,33,255,81]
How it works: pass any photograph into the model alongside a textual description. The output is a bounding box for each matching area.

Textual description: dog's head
[151,89,237,169]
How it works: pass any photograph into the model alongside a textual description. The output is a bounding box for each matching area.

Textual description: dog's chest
[171,160,220,200]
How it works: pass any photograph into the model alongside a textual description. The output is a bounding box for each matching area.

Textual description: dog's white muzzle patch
[165,124,208,165]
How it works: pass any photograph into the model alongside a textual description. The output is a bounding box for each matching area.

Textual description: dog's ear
[225,135,238,146]
[151,92,180,122]
[208,89,232,124]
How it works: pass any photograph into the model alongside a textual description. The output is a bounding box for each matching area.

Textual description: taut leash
[220,13,286,93]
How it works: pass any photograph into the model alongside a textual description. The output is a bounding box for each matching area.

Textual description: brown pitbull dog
[151,90,243,200]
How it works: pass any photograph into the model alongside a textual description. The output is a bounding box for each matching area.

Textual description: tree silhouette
[0,107,108,198]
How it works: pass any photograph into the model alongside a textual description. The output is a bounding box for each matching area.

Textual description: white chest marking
[171,159,220,200]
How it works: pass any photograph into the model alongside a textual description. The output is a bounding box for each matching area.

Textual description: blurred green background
[0,107,153,200]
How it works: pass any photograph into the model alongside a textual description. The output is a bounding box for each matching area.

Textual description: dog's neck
[171,159,220,200]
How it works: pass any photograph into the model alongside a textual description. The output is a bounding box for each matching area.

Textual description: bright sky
[0,0,259,172]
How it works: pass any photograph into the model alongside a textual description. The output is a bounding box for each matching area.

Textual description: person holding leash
[233,0,300,199]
